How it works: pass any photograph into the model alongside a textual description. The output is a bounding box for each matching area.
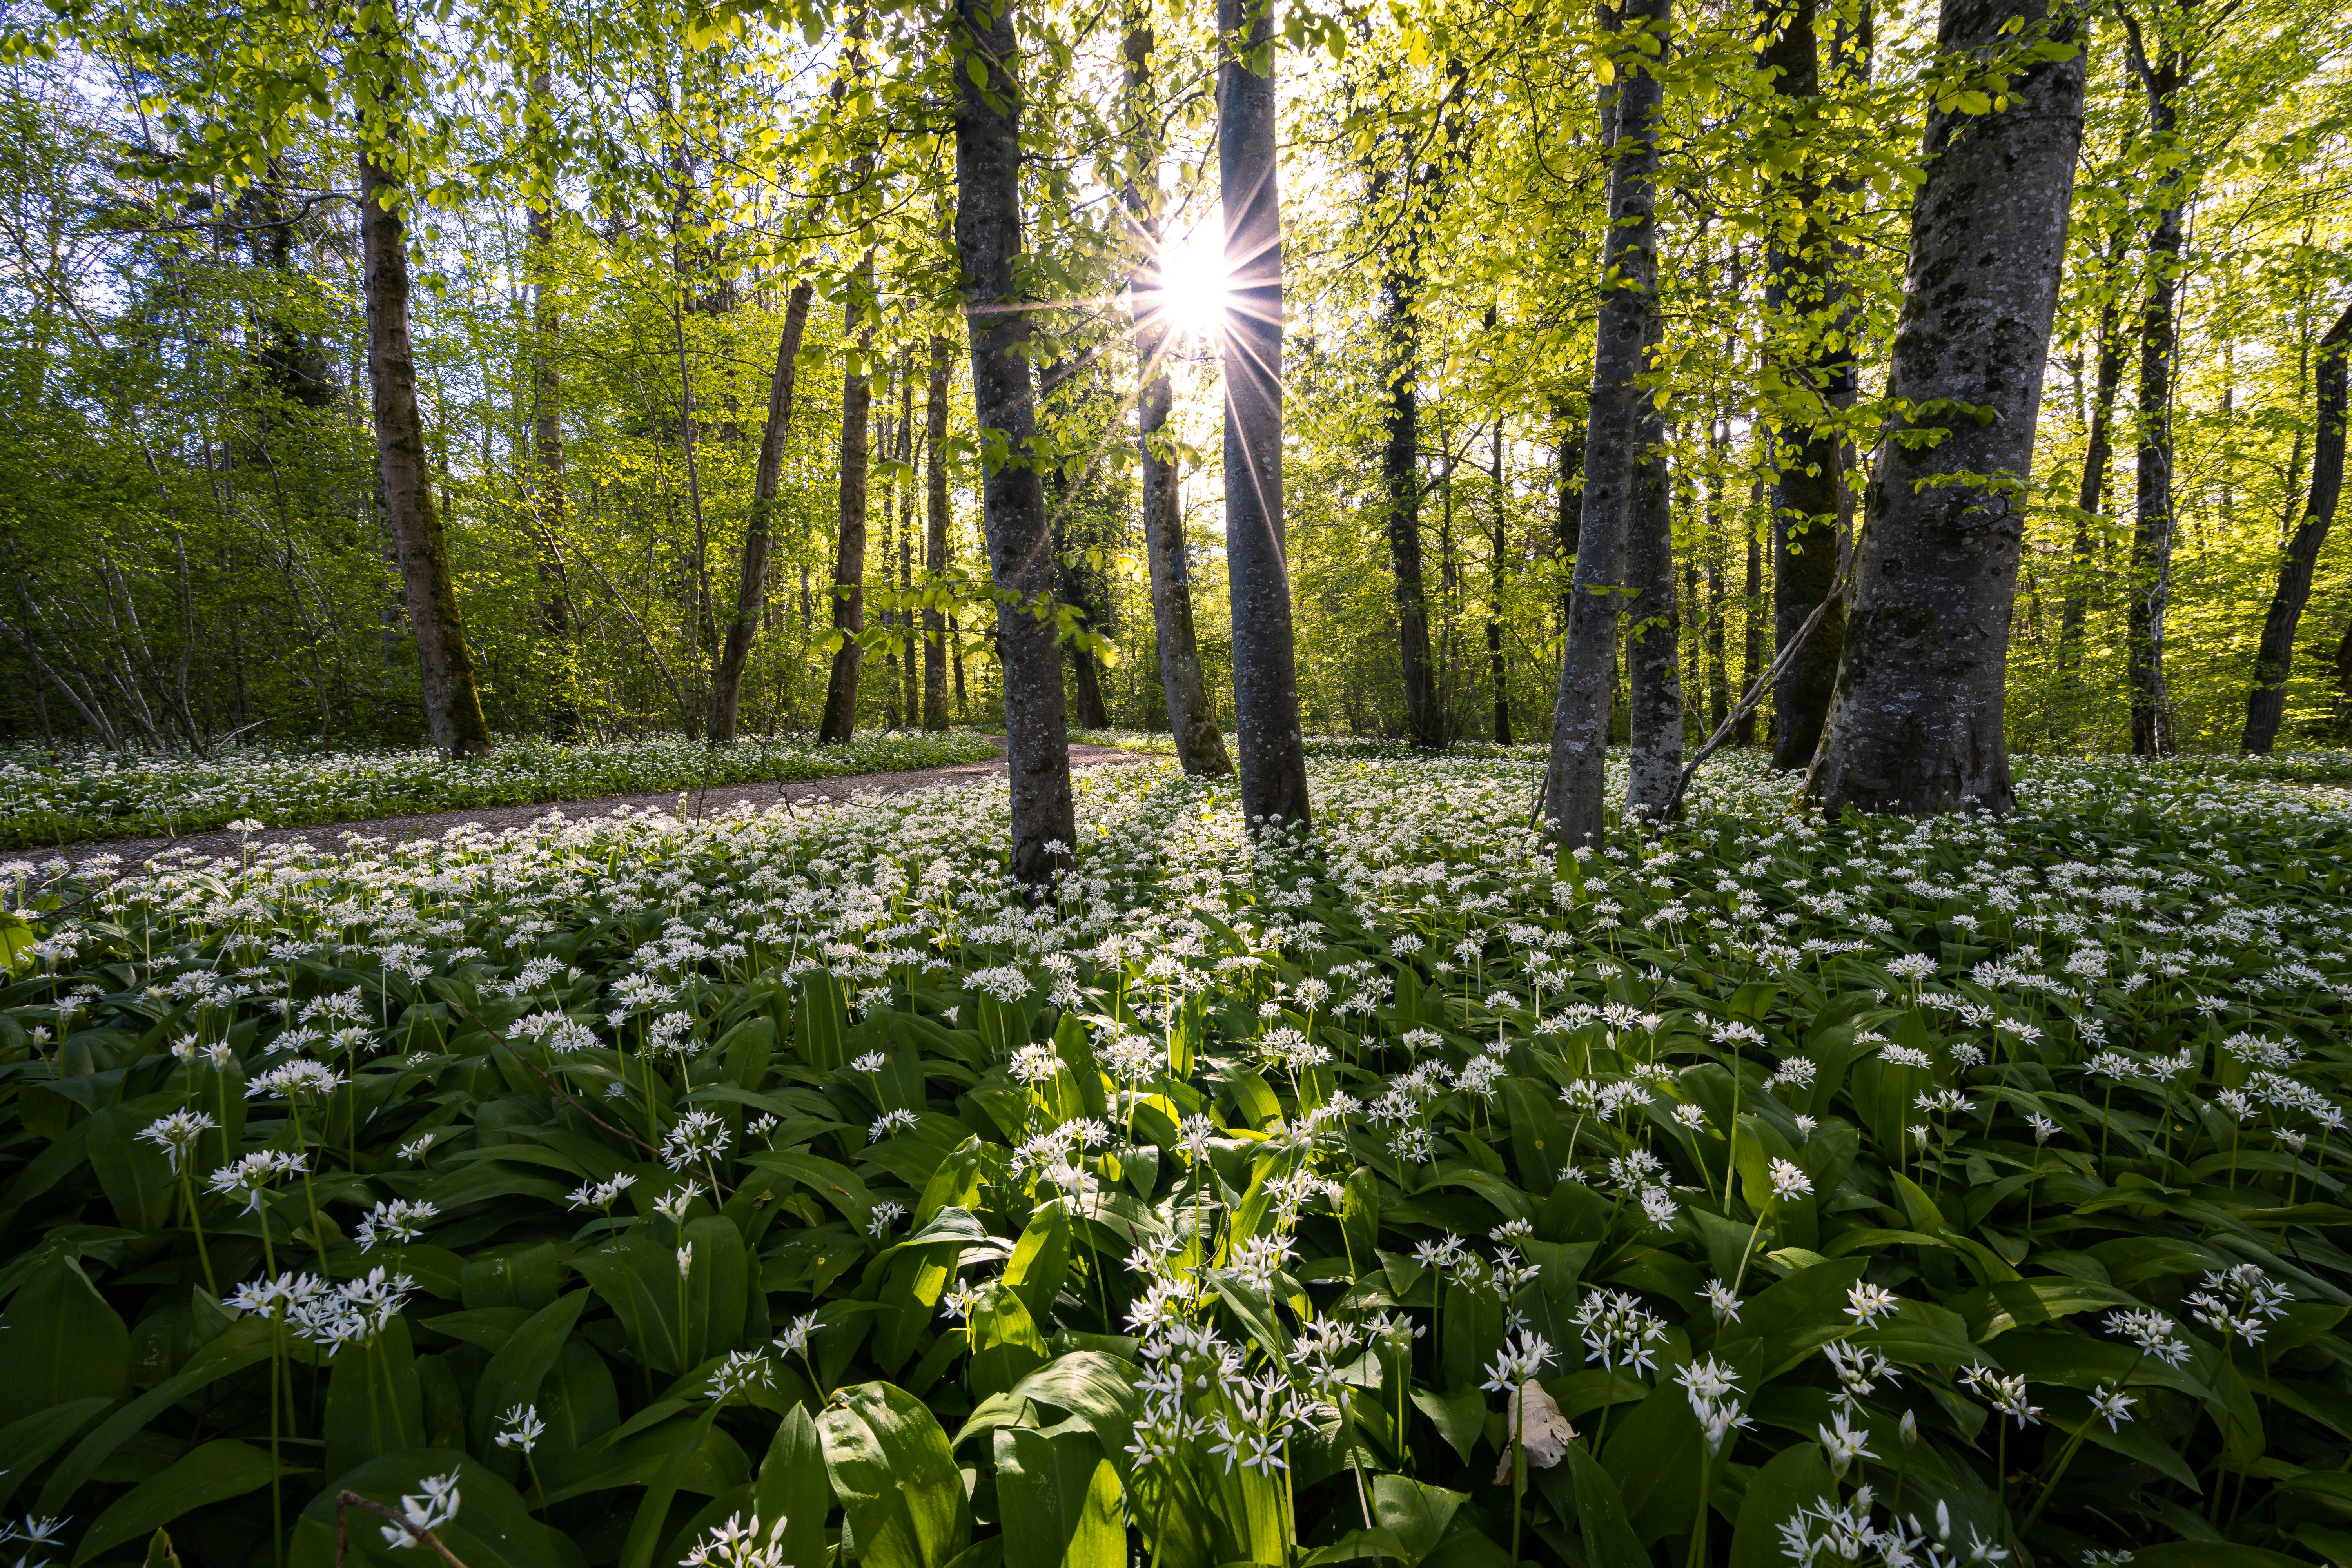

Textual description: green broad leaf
[570,1215,746,1374]
[1411,1386,1488,1465]
[470,1289,588,1483]
[325,1316,428,1476]
[1849,1298,1984,1367]
[819,1381,972,1568]
[1371,1473,1466,1564]
[993,1426,1123,1568]
[745,1148,877,1230]
[1002,1350,1141,1482]
[795,972,850,1073]
[0,1398,111,1512]
[1601,1374,1704,1546]
[2124,1547,2308,1568]
[83,1102,177,1232]
[38,1316,274,1516]
[1727,1439,1831,1568]
[755,1405,832,1568]
[1948,1276,2144,1340]
[875,1208,987,1374]
[290,1446,581,1568]
[532,1405,747,1506]
[1564,1439,1648,1565]
[73,1440,287,1566]
[1299,1527,1416,1566]
[1004,1197,1073,1328]
[0,1251,129,1428]
[967,1283,1048,1399]
[617,1403,724,1568]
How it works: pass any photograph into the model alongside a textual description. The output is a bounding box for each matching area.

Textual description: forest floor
[54,734,1145,866]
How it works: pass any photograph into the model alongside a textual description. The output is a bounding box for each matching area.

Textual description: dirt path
[60,737,1148,867]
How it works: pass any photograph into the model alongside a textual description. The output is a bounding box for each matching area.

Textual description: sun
[1148,225,1228,345]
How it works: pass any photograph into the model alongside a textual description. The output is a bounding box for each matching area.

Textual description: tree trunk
[523,65,577,740]
[1488,415,1510,744]
[1760,0,1849,772]
[1804,0,2085,815]
[1736,483,1763,745]
[1218,0,1312,826]
[1122,15,1231,775]
[955,0,1075,884]
[1379,199,1439,747]
[898,368,918,728]
[2057,283,2126,677]
[1624,384,1682,817]
[817,263,874,743]
[710,281,813,742]
[1052,470,1112,730]
[357,59,492,759]
[922,333,953,731]
[1541,0,1664,845]
[2125,18,2183,759]
[2242,304,2352,752]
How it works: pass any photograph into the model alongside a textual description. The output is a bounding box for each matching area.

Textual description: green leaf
[755,1405,832,1568]
[1564,1440,1647,1564]
[617,1403,724,1568]
[0,1398,111,1512]
[37,1317,274,1516]
[967,1284,1048,1399]
[470,1289,588,1482]
[1601,1374,1703,1545]
[291,1446,581,1568]
[73,1441,285,1566]
[993,1427,1122,1568]
[1371,1473,1465,1564]
[1411,1386,1487,1465]
[0,1251,128,1427]
[325,1317,427,1477]
[1728,1440,1831,1568]
[819,1382,971,1568]
[1004,1198,1073,1327]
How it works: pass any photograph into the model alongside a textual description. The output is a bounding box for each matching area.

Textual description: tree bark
[710,281,813,742]
[1488,415,1510,744]
[1541,0,1665,845]
[1804,0,2085,815]
[1379,186,1439,747]
[1218,0,1312,826]
[2057,280,2127,677]
[817,263,874,743]
[922,332,953,732]
[2124,15,2183,758]
[1737,482,1763,745]
[1760,0,1849,772]
[356,52,492,759]
[954,0,1075,884]
[1122,13,1231,775]
[2242,304,2352,752]
[1624,381,1682,817]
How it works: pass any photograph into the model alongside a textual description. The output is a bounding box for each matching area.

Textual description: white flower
[1844,1281,1900,1328]
[1769,1158,1813,1200]
[1702,1279,1743,1323]
[379,1465,462,1550]
[140,1109,218,1173]
[2089,1384,2136,1430]
[495,1404,545,1453]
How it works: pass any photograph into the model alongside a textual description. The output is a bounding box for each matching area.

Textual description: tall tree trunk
[1122,10,1231,775]
[1218,0,1311,825]
[1804,0,2084,814]
[1051,470,1112,730]
[881,371,903,733]
[1736,483,1763,745]
[1624,384,1682,817]
[356,51,492,759]
[955,0,1075,884]
[1706,557,1730,729]
[1554,397,1582,642]
[2057,279,2127,677]
[1541,0,1664,845]
[922,332,953,731]
[711,282,813,742]
[1759,0,1849,772]
[1488,415,1510,744]
[2242,305,2352,752]
[2123,21,2184,759]
[1379,193,1439,747]
[898,368,918,727]
[817,263,874,742]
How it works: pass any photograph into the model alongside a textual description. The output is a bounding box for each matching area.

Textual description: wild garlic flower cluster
[223,1268,415,1355]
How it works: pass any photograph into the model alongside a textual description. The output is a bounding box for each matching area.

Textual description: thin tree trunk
[817,262,874,743]
[1219,0,1311,826]
[710,281,813,742]
[1379,180,1439,747]
[2242,305,2352,752]
[922,332,953,731]
[1760,0,1848,771]
[898,368,918,727]
[356,48,491,759]
[1624,381,1682,817]
[1804,0,2085,814]
[1736,481,1763,745]
[1706,556,1730,729]
[2124,15,2183,759]
[955,0,1075,883]
[2057,277,2127,677]
[1122,12,1230,774]
[524,64,577,739]
[1488,415,1510,744]
[1542,0,1664,844]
